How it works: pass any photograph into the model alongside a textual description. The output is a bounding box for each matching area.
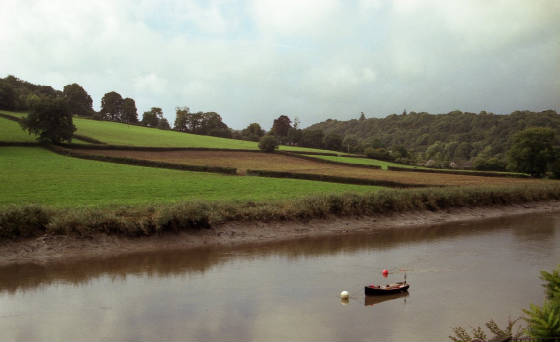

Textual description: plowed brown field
[71,149,549,187]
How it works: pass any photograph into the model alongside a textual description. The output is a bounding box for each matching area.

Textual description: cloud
[0,0,558,129]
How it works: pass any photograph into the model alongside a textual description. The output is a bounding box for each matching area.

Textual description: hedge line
[58,144,263,153]
[2,184,559,240]
[246,169,425,188]
[46,145,238,175]
[0,113,21,122]
[386,166,530,178]
[0,142,41,147]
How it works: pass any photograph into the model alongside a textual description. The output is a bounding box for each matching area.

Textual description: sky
[1,0,559,130]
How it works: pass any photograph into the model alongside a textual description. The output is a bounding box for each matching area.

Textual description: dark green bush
[258,135,279,153]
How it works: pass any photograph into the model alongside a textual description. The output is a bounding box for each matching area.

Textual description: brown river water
[1,211,559,341]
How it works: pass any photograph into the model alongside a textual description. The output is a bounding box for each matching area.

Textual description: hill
[306,110,560,166]
[0,110,337,153]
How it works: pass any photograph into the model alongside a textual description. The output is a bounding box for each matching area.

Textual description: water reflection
[364,292,409,306]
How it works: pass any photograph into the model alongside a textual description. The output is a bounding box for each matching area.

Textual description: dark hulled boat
[364,281,410,295]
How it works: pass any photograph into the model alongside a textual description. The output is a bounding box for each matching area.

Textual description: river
[1,211,559,340]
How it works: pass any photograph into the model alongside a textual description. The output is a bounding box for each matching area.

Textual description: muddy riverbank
[2,200,560,266]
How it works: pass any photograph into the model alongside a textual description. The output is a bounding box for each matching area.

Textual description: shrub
[474,157,507,171]
[524,265,560,341]
[364,147,393,161]
[258,135,279,153]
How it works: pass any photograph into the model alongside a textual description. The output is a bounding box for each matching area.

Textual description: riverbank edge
[1,200,559,266]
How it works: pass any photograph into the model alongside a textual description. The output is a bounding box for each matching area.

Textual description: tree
[392,145,409,159]
[157,118,171,130]
[293,117,301,129]
[342,134,360,153]
[455,142,472,160]
[365,147,393,161]
[359,112,366,120]
[141,107,163,127]
[100,91,123,121]
[63,83,93,116]
[0,79,16,110]
[174,106,190,131]
[286,127,302,145]
[20,96,76,143]
[241,123,265,141]
[121,98,138,124]
[258,135,279,152]
[323,133,343,151]
[200,112,228,135]
[473,157,506,171]
[300,130,324,148]
[271,115,292,137]
[507,127,556,177]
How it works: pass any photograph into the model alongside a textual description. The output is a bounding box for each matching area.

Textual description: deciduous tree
[20,97,76,143]
[100,91,123,121]
[241,123,265,141]
[121,98,138,124]
[63,83,93,116]
[507,127,556,177]
[271,115,292,137]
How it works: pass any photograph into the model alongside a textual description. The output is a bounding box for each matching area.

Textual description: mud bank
[2,200,560,266]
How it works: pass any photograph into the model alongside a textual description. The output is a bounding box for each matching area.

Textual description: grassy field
[306,154,425,170]
[0,116,37,142]
[0,147,380,207]
[70,148,544,187]
[308,154,527,176]
[0,110,339,153]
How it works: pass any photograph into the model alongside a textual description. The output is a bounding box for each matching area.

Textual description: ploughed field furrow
[69,149,543,186]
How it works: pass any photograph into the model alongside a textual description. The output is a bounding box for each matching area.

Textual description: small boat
[364,281,410,295]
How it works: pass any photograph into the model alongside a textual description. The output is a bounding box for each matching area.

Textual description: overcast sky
[1,0,559,129]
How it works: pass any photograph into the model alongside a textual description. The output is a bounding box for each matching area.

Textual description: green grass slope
[0,116,37,142]
[0,147,379,207]
[308,154,526,176]
[0,110,336,153]
[307,154,425,170]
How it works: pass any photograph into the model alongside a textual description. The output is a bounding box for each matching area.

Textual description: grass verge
[1,183,560,240]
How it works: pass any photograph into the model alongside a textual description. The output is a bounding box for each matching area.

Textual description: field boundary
[246,169,428,188]
[386,165,529,178]
[60,144,263,152]
[287,150,367,158]
[0,142,42,147]
[278,151,382,170]
[46,145,238,175]
[0,113,21,122]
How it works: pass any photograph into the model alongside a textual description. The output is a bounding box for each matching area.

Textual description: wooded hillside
[306,110,560,167]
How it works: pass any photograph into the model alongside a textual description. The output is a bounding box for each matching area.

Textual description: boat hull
[364,283,409,296]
